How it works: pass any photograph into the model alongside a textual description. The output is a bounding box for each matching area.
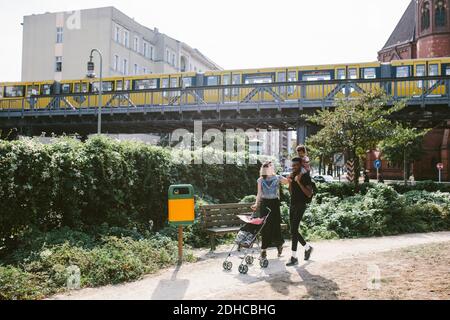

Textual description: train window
[244,74,273,84]
[135,79,159,90]
[337,69,346,80]
[396,66,410,78]
[182,77,193,88]
[74,83,88,93]
[26,85,39,97]
[446,66,450,76]
[363,68,377,79]
[61,84,72,94]
[232,74,241,96]
[416,65,426,76]
[41,84,52,95]
[302,72,331,81]
[223,74,231,96]
[117,80,131,91]
[288,71,297,82]
[349,68,358,79]
[429,64,439,76]
[162,78,169,98]
[287,72,297,95]
[170,78,179,88]
[417,65,426,88]
[5,86,25,97]
[277,72,287,95]
[277,72,286,83]
[92,81,114,92]
[0,87,3,99]
[206,76,220,86]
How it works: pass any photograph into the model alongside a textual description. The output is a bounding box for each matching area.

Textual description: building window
[143,42,149,58]
[115,26,121,42]
[172,53,176,67]
[133,37,139,52]
[436,0,447,27]
[422,2,431,31]
[150,46,154,60]
[123,59,128,75]
[134,64,139,75]
[113,55,119,71]
[55,56,62,72]
[123,30,129,48]
[56,27,63,43]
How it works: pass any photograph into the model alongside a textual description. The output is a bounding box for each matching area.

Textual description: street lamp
[87,49,103,135]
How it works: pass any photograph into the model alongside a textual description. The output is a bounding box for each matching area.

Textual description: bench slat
[200,204,252,210]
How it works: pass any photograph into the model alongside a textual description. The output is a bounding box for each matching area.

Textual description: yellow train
[1,57,449,111]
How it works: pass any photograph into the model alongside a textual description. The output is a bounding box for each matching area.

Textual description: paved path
[51,232,450,300]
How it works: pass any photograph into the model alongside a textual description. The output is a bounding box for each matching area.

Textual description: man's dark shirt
[291,172,313,204]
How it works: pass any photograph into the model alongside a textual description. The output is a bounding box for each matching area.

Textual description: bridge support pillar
[296,125,308,146]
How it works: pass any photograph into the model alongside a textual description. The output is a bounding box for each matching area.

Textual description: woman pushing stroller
[251,161,290,260]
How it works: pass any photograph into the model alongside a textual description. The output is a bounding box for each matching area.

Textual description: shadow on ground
[150,265,190,300]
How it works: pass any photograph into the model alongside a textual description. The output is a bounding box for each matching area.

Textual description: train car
[1,57,449,111]
[391,57,450,97]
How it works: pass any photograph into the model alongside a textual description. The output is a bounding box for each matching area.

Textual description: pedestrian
[252,161,289,260]
[286,157,314,266]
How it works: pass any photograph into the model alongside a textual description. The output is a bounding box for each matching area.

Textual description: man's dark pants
[290,203,307,252]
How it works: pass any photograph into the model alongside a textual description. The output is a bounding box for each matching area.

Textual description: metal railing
[0,76,449,118]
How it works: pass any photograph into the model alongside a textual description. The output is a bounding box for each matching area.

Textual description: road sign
[334,153,345,167]
[374,160,382,170]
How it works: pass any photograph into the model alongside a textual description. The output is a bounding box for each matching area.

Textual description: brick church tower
[377,0,450,181]
[416,0,450,58]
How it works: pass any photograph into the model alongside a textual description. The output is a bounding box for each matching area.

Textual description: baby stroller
[222,208,271,275]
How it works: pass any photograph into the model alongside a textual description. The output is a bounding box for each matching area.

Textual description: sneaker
[304,247,314,261]
[286,257,299,267]
[277,246,284,258]
[261,251,267,260]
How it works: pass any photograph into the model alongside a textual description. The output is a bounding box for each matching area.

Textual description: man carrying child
[286,146,314,266]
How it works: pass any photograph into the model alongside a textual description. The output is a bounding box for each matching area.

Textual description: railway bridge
[1,76,449,142]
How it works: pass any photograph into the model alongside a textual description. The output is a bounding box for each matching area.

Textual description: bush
[0,137,261,252]
[0,266,47,300]
[0,228,195,300]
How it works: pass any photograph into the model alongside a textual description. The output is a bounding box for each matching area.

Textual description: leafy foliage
[0,136,261,253]
[307,90,405,188]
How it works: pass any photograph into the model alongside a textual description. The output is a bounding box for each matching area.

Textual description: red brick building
[369,0,450,181]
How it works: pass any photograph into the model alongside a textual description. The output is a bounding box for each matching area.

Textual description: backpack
[305,180,318,204]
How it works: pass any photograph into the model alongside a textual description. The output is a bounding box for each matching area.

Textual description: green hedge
[303,184,450,239]
[0,137,261,253]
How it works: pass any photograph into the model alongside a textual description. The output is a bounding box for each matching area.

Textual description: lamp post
[87,49,103,135]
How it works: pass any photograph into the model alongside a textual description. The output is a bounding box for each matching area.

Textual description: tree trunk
[352,150,361,192]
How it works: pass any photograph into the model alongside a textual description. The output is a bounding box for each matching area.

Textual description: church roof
[381,0,417,50]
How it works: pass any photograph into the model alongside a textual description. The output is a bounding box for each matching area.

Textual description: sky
[0,0,412,81]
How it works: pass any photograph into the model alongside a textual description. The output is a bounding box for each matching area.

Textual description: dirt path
[51,232,450,300]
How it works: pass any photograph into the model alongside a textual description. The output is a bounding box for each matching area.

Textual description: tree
[306,90,405,190]
[379,124,429,185]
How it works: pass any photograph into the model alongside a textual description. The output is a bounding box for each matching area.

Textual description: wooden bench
[200,203,288,251]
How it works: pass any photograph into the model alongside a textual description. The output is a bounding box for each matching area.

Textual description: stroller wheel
[223,261,233,271]
[260,259,269,269]
[238,264,249,275]
[245,256,254,265]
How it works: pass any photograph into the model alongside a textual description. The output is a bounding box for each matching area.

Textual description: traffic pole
[439,169,442,184]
